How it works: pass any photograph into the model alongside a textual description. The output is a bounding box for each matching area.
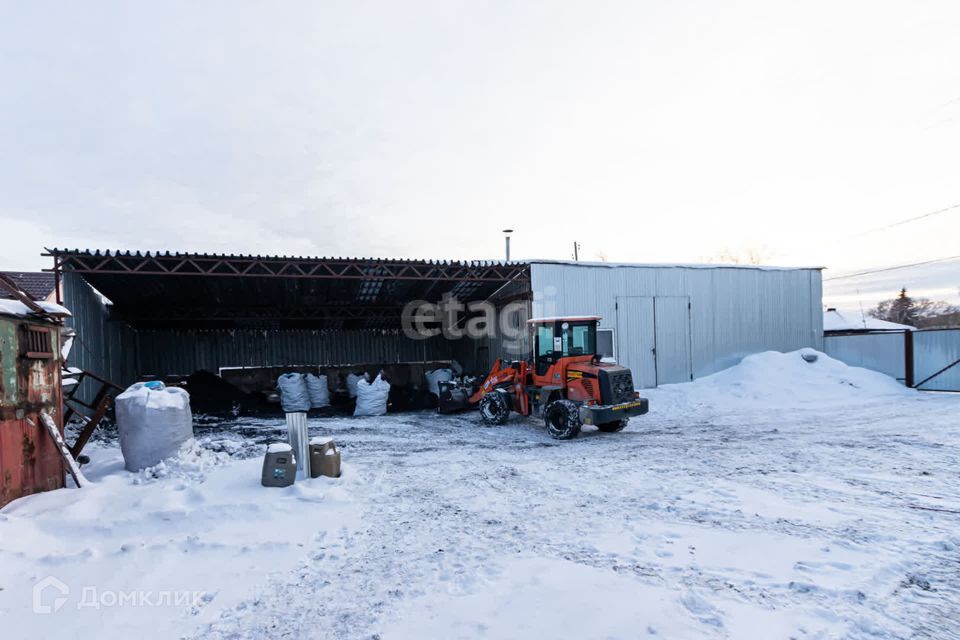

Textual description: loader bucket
[437,380,474,414]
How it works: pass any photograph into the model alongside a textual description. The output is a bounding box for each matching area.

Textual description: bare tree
[703,246,773,265]
[869,288,960,328]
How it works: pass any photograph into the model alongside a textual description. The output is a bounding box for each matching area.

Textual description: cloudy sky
[2,1,959,307]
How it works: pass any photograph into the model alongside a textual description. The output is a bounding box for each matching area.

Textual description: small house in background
[823,308,915,334]
[0,276,71,507]
[0,271,58,304]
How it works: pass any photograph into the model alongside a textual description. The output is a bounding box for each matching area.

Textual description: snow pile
[0,447,361,639]
[134,438,233,483]
[647,349,913,412]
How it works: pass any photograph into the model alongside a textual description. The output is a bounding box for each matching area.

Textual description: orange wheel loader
[439,316,649,439]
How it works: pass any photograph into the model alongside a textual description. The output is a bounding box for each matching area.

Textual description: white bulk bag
[346,372,362,398]
[277,373,311,413]
[305,373,331,408]
[354,374,390,417]
[424,368,453,396]
[116,382,194,472]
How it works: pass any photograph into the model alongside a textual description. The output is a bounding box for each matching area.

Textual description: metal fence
[824,329,960,391]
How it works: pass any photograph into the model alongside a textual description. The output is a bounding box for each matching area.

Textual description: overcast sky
[2,1,959,307]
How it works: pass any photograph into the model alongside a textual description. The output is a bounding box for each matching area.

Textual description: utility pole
[503,229,513,262]
[573,242,580,261]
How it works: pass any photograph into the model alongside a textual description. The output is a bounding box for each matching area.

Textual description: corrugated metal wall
[823,332,907,383]
[530,262,823,385]
[136,329,455,375]
[913,329,960,391]
[63,272,138,386]
[64,271,466,382]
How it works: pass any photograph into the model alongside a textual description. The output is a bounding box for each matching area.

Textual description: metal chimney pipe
[502,229,513,262]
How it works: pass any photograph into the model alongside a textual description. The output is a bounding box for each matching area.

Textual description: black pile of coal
[185,370,256,415]
[388,385,437,411]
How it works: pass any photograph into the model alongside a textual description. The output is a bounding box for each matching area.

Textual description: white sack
[354,374,390,417]
[305,373,330,408]
[424,368,454,396]
[277,373,311,413]
[346,372,362,398]
[116,382,194,472]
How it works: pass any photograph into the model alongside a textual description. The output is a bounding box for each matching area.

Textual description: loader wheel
[544,400,582,440]
[596,418,628,433]
[479,392,510,425]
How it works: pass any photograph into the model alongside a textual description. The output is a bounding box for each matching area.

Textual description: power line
[851,202,960,238]
[778,200,960,263]
[824,254,960,282]
[882,202,960,229]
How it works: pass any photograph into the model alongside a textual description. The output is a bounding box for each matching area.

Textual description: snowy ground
[3,350,960,639]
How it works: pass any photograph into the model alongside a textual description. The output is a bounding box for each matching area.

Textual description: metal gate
[824,328,960,392]
[824,332,907,384]
[913,329,960,391]
[616,296,693,388]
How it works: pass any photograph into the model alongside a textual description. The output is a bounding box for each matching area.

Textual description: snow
[3,349,960,638]
[529,258,823,272]
[0,299,71,318]
[824,308,915,332]
[526,315,602,323]
[266,442,293,453]
[646,348,913,411]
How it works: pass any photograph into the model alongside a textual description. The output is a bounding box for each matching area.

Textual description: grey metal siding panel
[654,296,693,384]
[823,333,907,383]
[62,272,138,387]
[913,329,960,391]
[531,263,822,383]
[615,296,656,387]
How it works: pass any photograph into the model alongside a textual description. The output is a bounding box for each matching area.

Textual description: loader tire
[544,399,582,440]
[596,418,628,433]
[479,391,510,425]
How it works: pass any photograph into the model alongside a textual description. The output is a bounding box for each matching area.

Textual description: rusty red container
[0,316,64,508]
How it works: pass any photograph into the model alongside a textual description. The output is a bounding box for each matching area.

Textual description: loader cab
[529,316,600,376]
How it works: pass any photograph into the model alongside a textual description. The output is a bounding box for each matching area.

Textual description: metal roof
[527,316,602,324]
[46,248,530,330]
[527,259,824,272]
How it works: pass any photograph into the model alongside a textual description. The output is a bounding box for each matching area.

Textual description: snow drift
[646,348,913,412]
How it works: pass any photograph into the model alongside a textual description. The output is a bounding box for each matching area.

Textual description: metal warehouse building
[530,261,823,387]
[48,250,822,391]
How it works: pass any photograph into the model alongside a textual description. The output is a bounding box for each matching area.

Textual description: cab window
[562,322,596,356]
[536,324,555,357]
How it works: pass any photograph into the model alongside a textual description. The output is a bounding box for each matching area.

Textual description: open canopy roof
[46,249,530,330]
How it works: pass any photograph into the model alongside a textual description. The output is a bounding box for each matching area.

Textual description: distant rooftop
[0,271,56,301]
[823,308,914,333]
